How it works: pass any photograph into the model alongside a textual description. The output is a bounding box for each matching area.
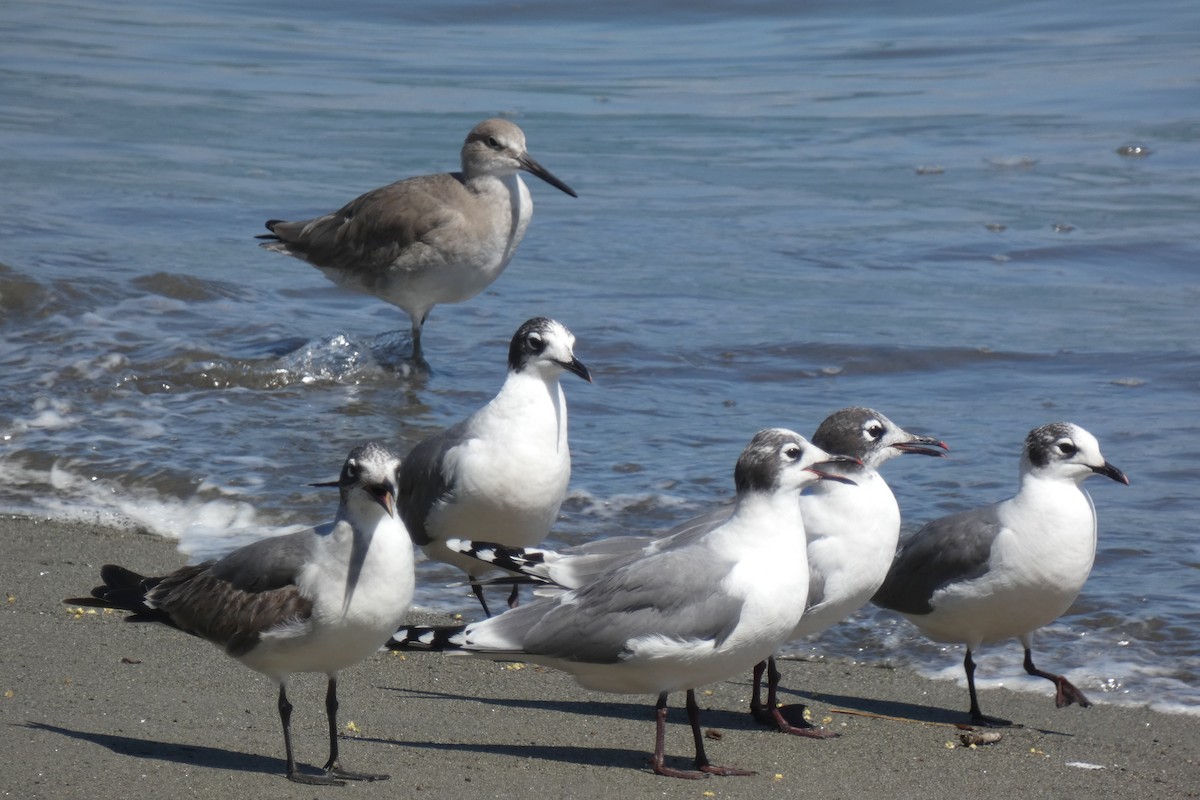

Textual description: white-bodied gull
[750,407,947,735]
[257,118,576,365]
[66,442,414,785]
[872,421,1129,726]
[397,317,591,617]
[448,407,948,737]
[389,429,860,778]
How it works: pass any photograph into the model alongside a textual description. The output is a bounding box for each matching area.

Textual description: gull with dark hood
[397,317,591,617]
[873,421,1128,726]
[65,443,414,786]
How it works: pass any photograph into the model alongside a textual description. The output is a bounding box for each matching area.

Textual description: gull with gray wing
[449,407,948,738]
[65,442,414,786]
[398,317,591,617]
[872,422,1129,726]
[389,429,860,778]
[258,118,577,364]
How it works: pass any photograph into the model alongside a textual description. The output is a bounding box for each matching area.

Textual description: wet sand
[3,517,1198,799]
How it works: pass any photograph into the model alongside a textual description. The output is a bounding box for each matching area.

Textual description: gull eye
[527,333,546,353]
[487,136,501,148]
[865,422,885,440]
[1056,440,1078,456]
[783,445,802,461]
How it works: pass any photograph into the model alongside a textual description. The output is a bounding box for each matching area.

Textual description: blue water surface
[2,0,1198,712]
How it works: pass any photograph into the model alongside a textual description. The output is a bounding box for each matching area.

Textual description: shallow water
[3,0,1198,713]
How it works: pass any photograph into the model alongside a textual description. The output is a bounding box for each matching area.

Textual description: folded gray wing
[533,535,653,588]
[397,424,464,546]
[265,174,466,273]
[654,504,733,549]
[872,504,1003,615]
[541,504,736,589]
[209,529,315,592]
[520,545,745,664]
[150,530,317,657]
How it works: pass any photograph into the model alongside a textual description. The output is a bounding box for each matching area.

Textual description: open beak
[559,356,593,383]
[369,485,397,517]
[519,153,578,198]
[806,454,863,486]
[893,435,950,458]
[1092,461,1130,485]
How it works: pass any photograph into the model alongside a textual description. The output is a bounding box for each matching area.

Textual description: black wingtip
[386,625,466,651]
[450,540,548,576]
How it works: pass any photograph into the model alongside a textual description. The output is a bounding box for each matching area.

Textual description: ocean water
[2,0,1198,714]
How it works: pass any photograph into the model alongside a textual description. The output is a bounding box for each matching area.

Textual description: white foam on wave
[13,452,1197,717]
[3,458,305,562]
[809,616,1200,717]
[272,333,387,386]
[3,396,81,434]
[560,486,701,526]
[892,651,1200,717]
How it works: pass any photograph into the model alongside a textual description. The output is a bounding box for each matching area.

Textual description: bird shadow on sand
[371,684,852,774]
[382,737,660,773]
[386,676,1073,737]
[375,684,806,773]
[771,685,1075,737]
[382,685,758,730]
[17,721,337,781]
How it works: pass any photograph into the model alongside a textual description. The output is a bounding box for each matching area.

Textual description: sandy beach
[3,516,1197,799]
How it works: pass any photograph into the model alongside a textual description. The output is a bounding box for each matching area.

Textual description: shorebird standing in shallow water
[258,118,577,365]
[872,422,1128,726]
[66,442,414,786]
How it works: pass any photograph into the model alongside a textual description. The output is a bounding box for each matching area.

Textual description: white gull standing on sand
[749,407,947,735]
[872,422,1128,726]
[397,317,591,617]
[66,442,414,786]
[448,406,948,737]
[389,429,859,778]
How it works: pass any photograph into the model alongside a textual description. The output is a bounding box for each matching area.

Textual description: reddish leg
[651,691,755,779]
[1023,648,1091,709]
[749,657,838,738]
[687,690,755,777]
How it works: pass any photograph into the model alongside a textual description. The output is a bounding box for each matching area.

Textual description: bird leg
[279,684,345,786]
[964,650,1013,727]
[651,692,707,779]
[320,677,389,782]
[750,657,838,738]
[653,690,755,779]
[470,578,494,618]
[409,317,425,365]
[687,689,755,776]
[749,659,770,720]
[1023,648,1091,709]
[506,582,521,609]
[407,311,436,372]
[651,692,750,779]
